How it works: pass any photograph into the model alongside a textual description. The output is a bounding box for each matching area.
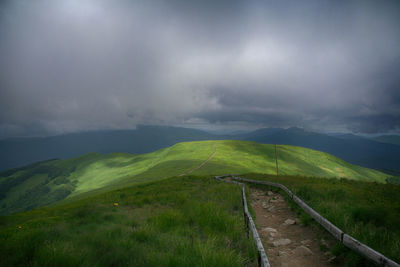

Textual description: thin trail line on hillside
[274,144,279,176]
[179,143,216,176]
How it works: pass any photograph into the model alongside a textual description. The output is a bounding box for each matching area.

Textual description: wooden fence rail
[229,175,400,267]
[214,176,270,267]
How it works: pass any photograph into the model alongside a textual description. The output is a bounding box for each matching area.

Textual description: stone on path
[293,245,314,256]
[273,238,292,247]
[262,227,277,233]
[267,191,274,196]
[283,219,296,225]
[301,239,312,246]
[278,250,289,256]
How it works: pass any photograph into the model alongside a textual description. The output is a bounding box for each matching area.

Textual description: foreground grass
[243,173,400,264]
[0,176,257,266]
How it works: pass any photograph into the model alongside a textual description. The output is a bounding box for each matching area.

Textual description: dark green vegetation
[0,176,258,266]
[242,173,400,264]
[0,140,389,215]
[1,126,400,172]
[387,176,400,185]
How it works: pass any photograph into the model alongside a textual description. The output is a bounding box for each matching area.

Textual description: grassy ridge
[191,141,387,183]
[0,142,214,215]
[0,140,389,215]
[0,176,257,266]
[275,145,386,182]
[243,173,400,263]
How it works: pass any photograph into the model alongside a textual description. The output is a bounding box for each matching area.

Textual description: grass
[242,173,400,264]
[0,141,215,214]
[0,176,258,266]
[0,139,397,265]
[0,140,390,215]
[275,145,386,182]
[191,141,388,183]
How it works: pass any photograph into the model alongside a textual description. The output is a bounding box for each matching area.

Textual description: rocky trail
[250,188,342,267]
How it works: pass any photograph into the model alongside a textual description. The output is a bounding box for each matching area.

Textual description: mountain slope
[0,140,389,215]
[241,127,400,171]
[1,126,400,173]
[190,141,387,182]
[0,125,220,172]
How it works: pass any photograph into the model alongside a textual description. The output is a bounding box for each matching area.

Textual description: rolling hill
[1,126,399,173]
[242,127,400,171]
[0,125,220,172]
[0,140,389,215]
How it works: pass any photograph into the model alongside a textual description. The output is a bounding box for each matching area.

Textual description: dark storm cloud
[0,0,399,138]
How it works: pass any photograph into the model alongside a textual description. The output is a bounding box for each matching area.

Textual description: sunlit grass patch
[1,140,389,215]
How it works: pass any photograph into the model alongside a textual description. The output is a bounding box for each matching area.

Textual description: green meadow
[0,140,389,215]
[0,140,398,266]
[0,176,258,266]
[191,141,387,183]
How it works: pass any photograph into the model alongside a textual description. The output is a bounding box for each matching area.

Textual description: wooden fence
[214,176,270,267]
[228,175,400,267]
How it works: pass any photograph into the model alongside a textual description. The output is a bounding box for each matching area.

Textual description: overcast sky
[0,0,399,138]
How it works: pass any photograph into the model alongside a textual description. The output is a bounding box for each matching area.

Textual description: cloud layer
[1,0,399,137]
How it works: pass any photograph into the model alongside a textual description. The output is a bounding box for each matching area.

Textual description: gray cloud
[0,0,399,138]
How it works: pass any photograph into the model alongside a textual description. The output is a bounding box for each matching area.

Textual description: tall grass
[0,176,258,266]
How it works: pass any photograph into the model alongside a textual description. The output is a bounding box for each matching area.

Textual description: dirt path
[250,188,341,267]
[179,143,216,176]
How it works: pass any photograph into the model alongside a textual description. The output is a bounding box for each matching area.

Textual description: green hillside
[0,176,258,266]
[0,140,389,215]
[191,141,387,182]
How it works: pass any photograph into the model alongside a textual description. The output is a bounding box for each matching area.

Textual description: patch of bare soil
[250,189,343,267]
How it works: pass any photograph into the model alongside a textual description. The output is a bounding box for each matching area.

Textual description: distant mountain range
[1,125,399,172]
